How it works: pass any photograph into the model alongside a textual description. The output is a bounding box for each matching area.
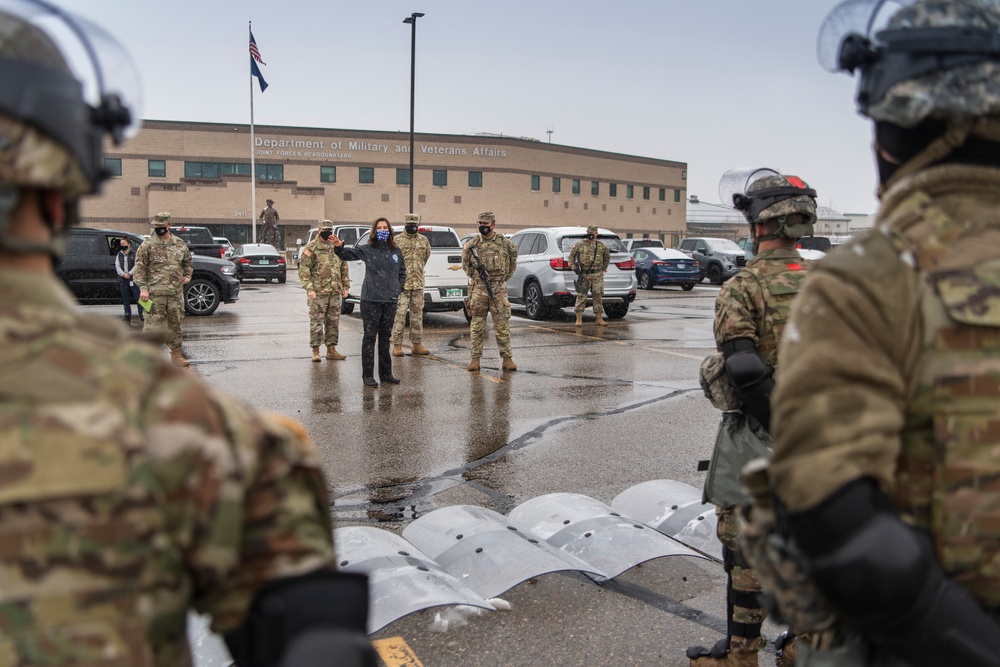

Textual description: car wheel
[707,263,724,285]
[604,302,629,319]
[278,274,286,284]
[340,301,355,315]
[638,271,653,290]
[682,282,695,291]
[524,281,548,320]
[185,278,221,316]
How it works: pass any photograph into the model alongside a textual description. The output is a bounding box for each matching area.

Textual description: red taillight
[652,261,668,266]
[277,257,286,265]
[550,257,572,271]
[219,247,225,258]
[239,258,250,264]
[615,258,635,270]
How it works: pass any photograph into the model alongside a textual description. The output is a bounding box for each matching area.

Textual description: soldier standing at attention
[299,219,349,362]
[767,0,1000,664]
[688,172,817,667]
[462,211,518,372]
[392,213,432,357]
[135,212,192,367]
[0,3,373,666]
[259,197,280,247]
[569,224,610,327]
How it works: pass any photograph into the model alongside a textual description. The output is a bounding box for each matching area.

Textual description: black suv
[58,228,240,316]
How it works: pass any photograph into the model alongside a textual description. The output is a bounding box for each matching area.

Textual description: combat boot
[774,632,797,667]
[311,347,321,362]
[502,357,518,371]
[467,358,480,372]
[170,348,190,368]
[687,636,764,667]
[326,346,346,360]
[393,345,404,357]
[575,312,583,327]
[595,314,607,326]
[411,343,430,355]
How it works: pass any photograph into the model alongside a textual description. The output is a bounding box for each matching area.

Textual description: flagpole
[249,21,257,245]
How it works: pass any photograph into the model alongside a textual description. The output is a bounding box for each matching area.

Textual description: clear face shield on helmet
[719,168,779,254]
[720,167,817,254]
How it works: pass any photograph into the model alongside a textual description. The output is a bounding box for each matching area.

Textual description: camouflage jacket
[299,238,349,294]
[0,272,335,666]
[396,231,431,290]
[462,233,517,286]
[713,247,812,367]
[770,164,1000,609]
[134,233,193,297]
[569,239,610,274]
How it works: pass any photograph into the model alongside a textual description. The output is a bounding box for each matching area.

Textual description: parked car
[677,237,746,285]
[214,236,235,259]
[506,227,637,320]
[622,238,665,252]
[170,226,227,259]
[232,243,287,283]
[632,247,699,291]
[738,235,829,261]
[59,228,240,316]
[293,225,368,261]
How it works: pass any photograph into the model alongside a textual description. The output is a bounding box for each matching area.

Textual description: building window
[552,177,561,193]
[454,195,462,204]
[591,181,599,196]
[147,159,165,178]
[468,171,483,188]
[659,187,666,201]
[609,183,617,198]
[104,158,122,177]
[681,170,687,180]
[433,170,448,187]
[256,164,283,181]
[626,185,634,199]
[396,168,411,185]
[184,161,252,179]
[381,194,390,202]
[359,167,375,184]
[320,166,337,183]
[531,175,540,191]
[564,201,570,209]
[572,179,580,195]
[643,186,650,200]
[674,189,681,202]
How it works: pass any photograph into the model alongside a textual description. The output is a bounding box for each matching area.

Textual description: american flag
[250,30,266,66]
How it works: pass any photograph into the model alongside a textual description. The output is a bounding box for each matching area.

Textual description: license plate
[678,263,685,269]
[259,259,270,265]
[446,288,462,298]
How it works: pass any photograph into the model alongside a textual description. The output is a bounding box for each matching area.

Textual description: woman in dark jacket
[333,217,406,387]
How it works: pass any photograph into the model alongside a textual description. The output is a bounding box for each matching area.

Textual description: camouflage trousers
[469,282,512,359]
[574,273,605,316]
[718,505,767,640]
[143,292,184,349]
[391,287,425,345]
[308,293,342,347]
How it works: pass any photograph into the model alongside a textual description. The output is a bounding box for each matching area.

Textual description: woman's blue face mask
[375,230,390,241]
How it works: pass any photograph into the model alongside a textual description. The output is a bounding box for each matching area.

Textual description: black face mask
[120,245,129,251]
[154,227,168,237]
[405,225,418,234]
[586,234,595,240]
[479,225,493,236]
[319,231,333,240]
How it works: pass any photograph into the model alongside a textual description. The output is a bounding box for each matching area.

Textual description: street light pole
[403,12,424,215]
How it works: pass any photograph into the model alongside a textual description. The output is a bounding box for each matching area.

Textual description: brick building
[83,120,688,248]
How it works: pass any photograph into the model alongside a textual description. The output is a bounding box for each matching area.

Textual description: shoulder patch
[302,249,311,257]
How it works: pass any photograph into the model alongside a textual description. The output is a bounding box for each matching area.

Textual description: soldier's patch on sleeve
[302,250,311,257]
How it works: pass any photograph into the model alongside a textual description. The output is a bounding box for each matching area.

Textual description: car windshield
[558,235,627,253]
[630,240,662,249]
[706,238,742,253]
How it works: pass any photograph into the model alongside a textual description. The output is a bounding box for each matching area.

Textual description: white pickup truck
[342,225,467,315]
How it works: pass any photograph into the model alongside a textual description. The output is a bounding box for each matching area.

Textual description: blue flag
[249,30,268,92]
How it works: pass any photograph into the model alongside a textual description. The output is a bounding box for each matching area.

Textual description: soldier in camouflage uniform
[134,212,193,367]
[299,219,350,362]
[258,198,280,247]
[462,211,518,372]
[569,225,611,326]
[0,5,372,666]
[688,173,817,667]
[392,213,432,357]
[768,1,1000,665]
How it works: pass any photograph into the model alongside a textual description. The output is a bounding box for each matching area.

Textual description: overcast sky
[59,0,879,214]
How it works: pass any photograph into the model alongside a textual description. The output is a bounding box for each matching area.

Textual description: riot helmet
[720,168,818,254]
[0,0,141,254]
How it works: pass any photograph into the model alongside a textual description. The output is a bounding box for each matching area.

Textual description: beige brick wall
[81,121,687,242]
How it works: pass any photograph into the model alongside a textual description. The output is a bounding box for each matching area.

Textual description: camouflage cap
[151,212,171,227]
[867,0,1000,126]
[0,113,90,201]
[404,214,421,224]
[477,212,496,223]
[586,225,599,234]
[318,219,334,231]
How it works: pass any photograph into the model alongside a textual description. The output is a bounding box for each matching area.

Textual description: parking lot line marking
[373,636,424,667]
[523,324,705,361]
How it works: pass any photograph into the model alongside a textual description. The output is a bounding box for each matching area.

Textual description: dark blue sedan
[631,247,700,291]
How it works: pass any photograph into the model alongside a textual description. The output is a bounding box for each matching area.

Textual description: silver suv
[507,227,637,320]
[677,236,746,285]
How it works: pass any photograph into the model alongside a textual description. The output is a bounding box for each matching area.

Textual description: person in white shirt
[116,237,142,324]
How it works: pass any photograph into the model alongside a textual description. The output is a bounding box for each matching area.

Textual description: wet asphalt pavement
[90,272,788,666]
